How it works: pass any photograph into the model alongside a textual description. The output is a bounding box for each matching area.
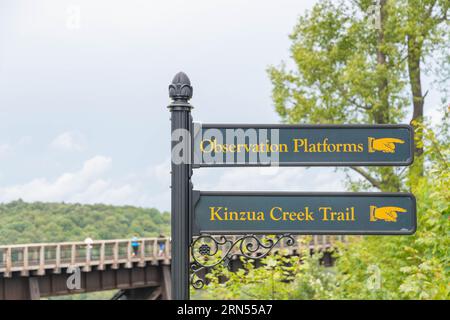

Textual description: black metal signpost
[168,72,416,300]
[168,72,193,300]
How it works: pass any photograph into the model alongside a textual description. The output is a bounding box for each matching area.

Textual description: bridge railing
[0,237,171,277]
[0,235,346,277]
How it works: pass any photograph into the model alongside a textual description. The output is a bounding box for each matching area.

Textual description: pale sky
[0,0,444,211]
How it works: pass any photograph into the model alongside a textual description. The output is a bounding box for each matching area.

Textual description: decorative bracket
[190,234,295,289]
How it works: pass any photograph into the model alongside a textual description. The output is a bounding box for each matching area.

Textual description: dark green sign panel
[192,191,416,235]
[193,124,413,167]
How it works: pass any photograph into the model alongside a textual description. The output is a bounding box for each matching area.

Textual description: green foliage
[268,0,449,191]
[191,238,340,300]
[269,0,403,125]
[0,201,170,245]
[334,165,449,299]
[268,0,448,125]
[191,245,337,300]
[334,120,449,300]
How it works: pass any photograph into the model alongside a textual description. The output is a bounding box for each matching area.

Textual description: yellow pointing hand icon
[368,137,405,153]
[370,206,407,222]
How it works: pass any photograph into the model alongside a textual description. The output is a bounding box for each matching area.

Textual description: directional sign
[193,124,414,167]
[192,191,416,235]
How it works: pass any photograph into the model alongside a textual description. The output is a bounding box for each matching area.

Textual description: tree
[402,0,449,178]
[333,119,449,299]
[268,0,449,190]
[0,201,171,245]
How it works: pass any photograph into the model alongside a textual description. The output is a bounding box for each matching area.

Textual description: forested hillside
[0,200,170,245]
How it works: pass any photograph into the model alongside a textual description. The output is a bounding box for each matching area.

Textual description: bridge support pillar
[161,265,171,300]
[28,278,40,300]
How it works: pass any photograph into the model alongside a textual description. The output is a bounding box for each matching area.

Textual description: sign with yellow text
[193,124,413,166]
[192,191,416,235]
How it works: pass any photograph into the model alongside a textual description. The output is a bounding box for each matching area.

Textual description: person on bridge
[84,237,93,260]
[131,236,139,257]
[158,233,165,257]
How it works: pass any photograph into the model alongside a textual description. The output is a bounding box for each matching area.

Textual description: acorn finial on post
[169,72,193,102]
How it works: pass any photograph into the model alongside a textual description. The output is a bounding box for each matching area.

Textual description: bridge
[0,236,345,300]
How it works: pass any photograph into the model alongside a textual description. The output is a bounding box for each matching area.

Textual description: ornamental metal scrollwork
[190,234,295,289]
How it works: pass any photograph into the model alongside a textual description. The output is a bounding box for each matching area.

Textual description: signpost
[168,72,193,300]
[167,72,416,300]
[192,191,416,235]
[194,124,413,166]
